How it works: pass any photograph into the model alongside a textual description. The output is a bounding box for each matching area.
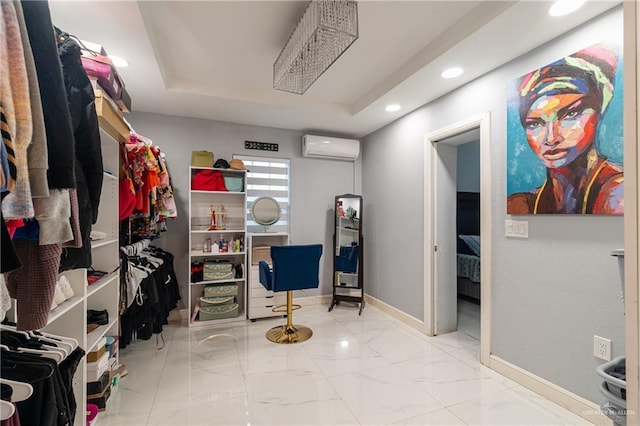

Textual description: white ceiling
[48,1,619,138]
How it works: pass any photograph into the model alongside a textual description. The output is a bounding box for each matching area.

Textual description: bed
[457,192,480,301]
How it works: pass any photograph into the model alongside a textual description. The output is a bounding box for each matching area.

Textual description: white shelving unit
[247,232,289,320]
[188,166,247,327]
[24,122,121,425]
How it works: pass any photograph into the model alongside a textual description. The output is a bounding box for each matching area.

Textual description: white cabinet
[247,233,289,320]
[41,125,121,425]
[188,167,247,326]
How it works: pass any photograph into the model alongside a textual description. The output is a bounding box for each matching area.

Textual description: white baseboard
[363,294,425,333]
[488,355,612,426]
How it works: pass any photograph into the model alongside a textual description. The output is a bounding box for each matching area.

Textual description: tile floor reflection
[99,302,594,425]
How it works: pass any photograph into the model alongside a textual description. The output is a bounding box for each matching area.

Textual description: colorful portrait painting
[506,42,623,215]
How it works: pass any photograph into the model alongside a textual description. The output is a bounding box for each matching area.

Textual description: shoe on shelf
[87,309,109,325]
[53,284,66,306]
[58,275,75,300]
[89,230,107,241]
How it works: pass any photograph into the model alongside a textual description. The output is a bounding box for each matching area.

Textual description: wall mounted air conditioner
[302,134,360,161]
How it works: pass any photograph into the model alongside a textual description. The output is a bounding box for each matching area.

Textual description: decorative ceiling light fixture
[273,0,359,95]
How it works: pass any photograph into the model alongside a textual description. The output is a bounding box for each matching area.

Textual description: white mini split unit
[302,134,360,161]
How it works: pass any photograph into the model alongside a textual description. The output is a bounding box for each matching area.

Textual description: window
[233,155,290,233]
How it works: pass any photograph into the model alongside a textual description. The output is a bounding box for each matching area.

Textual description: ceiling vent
[302,134,360,161]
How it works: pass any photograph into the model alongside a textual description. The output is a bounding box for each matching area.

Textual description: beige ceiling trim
[352,1,517,115]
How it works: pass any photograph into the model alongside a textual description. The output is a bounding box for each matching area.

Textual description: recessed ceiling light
[322,140,331,144]
[548,0,586,17]
[385,104,401,112]
[108,55,129,68]
[441,67,463,79]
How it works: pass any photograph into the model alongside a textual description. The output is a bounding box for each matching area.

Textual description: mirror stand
[329,193,364,315]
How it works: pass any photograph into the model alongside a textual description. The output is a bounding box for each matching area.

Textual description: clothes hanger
[0,324,31,340]
[12,347,64,363]
[0,326,67,357]
[29,333,73,354]
[0,378,33,402]
[0,400,15,421]
[2,324,78,351]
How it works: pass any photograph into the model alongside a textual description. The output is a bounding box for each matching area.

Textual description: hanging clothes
[118,243,180,349]
[57,33,103,271]
[15,0,48,200]
[6,240,62,331]
[20,0,75,190]
[1,327,85,426]
[121,136,177,243]
[1,0,34,220]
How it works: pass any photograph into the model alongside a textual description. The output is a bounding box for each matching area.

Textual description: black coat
[20,0,76,189]
[58,36,104,271]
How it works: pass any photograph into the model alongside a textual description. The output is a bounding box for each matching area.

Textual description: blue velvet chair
[258,244,323,344]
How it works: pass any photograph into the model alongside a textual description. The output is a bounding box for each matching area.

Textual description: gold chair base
[266,324,313,344]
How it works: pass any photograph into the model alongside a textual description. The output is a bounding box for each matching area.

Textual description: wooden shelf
[95,90,129,143]
[103,171,118,181]
[190,229,245,234]
[87,272,119,298]
[191,190,246,195]
[87,318,118,352]
[48,296,84,324]
[338,227,359,232]
[190,278,245,286]
[189,316,246,327]
[91,238,118,249]
[190,251,245,257]
[191,166,246,173]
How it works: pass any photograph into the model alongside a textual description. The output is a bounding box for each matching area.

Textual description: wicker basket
[251,246,271,265]
[224,176,244,192]
[203,284,238,297]
[204,261,234,281]
[200,295,235,306]
[200,303,239,321]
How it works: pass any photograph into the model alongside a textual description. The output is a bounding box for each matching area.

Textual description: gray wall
[457,140,480,192]
[128,112,359,302]
[362,7,624,404]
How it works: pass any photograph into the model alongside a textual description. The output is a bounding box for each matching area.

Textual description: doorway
[423,113,491,365]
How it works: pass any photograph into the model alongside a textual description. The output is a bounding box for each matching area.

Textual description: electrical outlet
[594,335,612,361]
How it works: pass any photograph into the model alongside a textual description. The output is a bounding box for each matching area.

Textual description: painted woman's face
[523,93,599,168]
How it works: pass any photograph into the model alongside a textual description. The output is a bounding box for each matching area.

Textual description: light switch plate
[505,219,528,238]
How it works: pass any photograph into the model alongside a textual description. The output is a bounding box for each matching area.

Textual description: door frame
[423,112,491,365]
[623,0,639,418]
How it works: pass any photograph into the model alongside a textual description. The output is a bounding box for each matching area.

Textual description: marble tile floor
[457,297,480,341]
[99,303,594,426]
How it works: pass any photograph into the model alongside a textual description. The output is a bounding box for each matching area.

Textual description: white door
[434,142,458,334]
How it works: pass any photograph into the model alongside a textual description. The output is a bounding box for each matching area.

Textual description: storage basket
[200,303,239,321]
[224,176,243,192]
[204,261,234,281]
[203,284,238,297]
[200,295,235,306]
[251,246,271,265]
[191,150,214,168]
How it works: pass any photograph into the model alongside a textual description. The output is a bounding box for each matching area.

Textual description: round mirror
[251,196,281,228]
